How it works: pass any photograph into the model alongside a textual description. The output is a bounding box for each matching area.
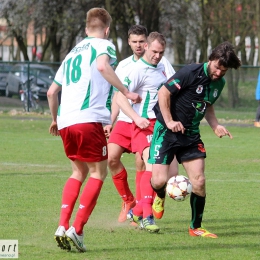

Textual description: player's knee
[191,175,205,191]
[71,170,87,183]
[135,163,145,172]
[151,175,167,189]
[107,154,120,168]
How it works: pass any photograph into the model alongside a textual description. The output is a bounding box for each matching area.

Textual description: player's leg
[134,152,145,203]
[150,157,180,218]
[151,163,169,219]
[149,121,174,219]
[54,125,90,251]
[183,158,217,238]
[54,161,88,251]
[66,159,107,252]
[108,122,135,222]
[108,143,135,206]
[127,152,145,227]
[167,156,179,179]
[64,122,108,251]
[153,157,179,213]
[136,147,159,232]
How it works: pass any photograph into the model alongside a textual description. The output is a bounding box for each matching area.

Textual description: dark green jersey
[153,62,225,135]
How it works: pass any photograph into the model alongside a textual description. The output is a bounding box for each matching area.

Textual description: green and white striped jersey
[54,37,117,129]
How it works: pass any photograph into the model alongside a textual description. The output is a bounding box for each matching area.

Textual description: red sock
[112,168,134,203]
[140,171,153,218]
[135,171,145,202]
[59,178,82,230]
[73,177,103,234]
[132,200,143,217]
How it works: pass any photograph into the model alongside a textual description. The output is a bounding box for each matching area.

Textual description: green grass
[0,114,260,259]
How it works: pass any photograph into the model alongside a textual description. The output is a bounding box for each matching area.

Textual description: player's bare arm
[116,91,150,129]
[103,93,120,138]
[47,82,61,136]
[111,92,120,125]
[205,105,232,139]
[96,55,141,104]
[158,85,185,133]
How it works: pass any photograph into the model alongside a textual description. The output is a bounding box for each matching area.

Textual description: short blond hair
[86,8,112,31]
[147,32,166,47]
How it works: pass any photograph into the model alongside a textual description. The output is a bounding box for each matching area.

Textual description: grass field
[0,112,259,260]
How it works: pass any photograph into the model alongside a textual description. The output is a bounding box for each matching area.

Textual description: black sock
[190,192,206,229]
[150,180,166,199]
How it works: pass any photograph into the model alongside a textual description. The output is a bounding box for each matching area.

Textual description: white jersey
[115,55,137,123]
[123,58,167,119]
[160,56,176,79]
[115,56,175,122]
[54,37,117,130]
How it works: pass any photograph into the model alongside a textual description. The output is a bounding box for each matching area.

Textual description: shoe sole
[144,227,160,233]
[189,229,218,238]
[189,233,218,238]
[54,235,71,251]
[65,235,86,252]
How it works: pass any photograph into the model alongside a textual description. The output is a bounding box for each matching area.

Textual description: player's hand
[104,125,113,138]
[125,91,142,104]
[49,121,60,136]
[166,120,185,134]
[134,116,150,129]
[213,125,233,139]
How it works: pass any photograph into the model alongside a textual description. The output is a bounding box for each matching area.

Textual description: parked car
[0,63,13,95]
[5,63,56,99]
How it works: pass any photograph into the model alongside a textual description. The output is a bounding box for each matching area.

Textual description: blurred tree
[0,0,33,60]
[31,0,98,62]
[160,0,201,64]
[0,0,99,62]
[105,0,162,61]
[188,0,258,108]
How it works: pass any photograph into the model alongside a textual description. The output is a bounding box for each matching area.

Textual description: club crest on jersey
[196,85,203,94]
[124,76,131,85]
[167,78,181,89]
[213,89,218,97]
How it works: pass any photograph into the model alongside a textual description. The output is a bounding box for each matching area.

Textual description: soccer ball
[166,175,192,202]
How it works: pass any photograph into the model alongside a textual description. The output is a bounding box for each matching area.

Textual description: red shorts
[59,123,108,162]
[108,121,132,153]
[131,119,156,156]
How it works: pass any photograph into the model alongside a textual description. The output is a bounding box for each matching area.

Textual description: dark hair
[147,31,166,47]
[209,41,241,69]
[128,25,148,38]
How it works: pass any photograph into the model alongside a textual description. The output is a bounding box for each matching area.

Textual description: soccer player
[149,41,241,238]
[116,32,168,232]
[105,25,148,223]
[47,8,141,252]
[105,26,178,223]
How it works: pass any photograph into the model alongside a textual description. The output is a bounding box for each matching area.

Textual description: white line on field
[0,162,66,168]
[0,162,137,170]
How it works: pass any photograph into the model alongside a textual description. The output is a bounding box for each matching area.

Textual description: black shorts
[148,120,206,165]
